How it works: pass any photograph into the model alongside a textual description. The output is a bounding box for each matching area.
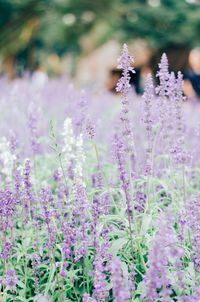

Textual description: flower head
[111,258,130,302]
[156,53,169,97]
[116,44,135,93]
[4,269,18,289]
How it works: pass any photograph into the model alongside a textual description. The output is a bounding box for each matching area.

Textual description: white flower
[0,137,16,181]
[62,118,86,186]
[62,118,75,166]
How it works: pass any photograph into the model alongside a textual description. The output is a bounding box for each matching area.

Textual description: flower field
[1,44,200,301]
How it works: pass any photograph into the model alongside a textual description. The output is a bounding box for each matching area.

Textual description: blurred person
[184,48,200,99]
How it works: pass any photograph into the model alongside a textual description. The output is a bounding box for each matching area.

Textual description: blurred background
[0,0,200,96]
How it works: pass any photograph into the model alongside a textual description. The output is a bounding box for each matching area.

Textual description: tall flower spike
[75,89,87,132]
[176,71,185,102]
[167,72,176,100]
[165,72,177,147]
[27,103,41,155]
[111,258,130,302]
[115,44,136,156]
[174,72,184,139]
[156,53,169,96]
[170,71,191,166]
[143,74,154,175]
[4,269,18,289]
[155,53,170,154]
[116,44,135,94]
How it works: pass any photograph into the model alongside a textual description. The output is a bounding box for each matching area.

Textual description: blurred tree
[113,0,200,49]
[0,0,200,74]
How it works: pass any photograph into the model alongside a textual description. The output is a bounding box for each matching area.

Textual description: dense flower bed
[0,44,200,301]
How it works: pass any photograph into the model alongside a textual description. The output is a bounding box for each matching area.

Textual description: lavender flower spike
[116,44,135,94]
[111,258,129,302]
[83,293,97,302]
[156,53,169,97]
[116,44,136,157]
[143,74,154,175]
[4,269,18,289]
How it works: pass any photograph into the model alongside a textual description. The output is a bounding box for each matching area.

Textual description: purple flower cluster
[91,233,112,301]
[142,74,154,175]
[116,44,135,94]
[4,269,18,289]
[111,257,130,302]
[1,241,13,260]
[184,197,200,270]
[0,43,200,302]
[27,103,41,155]
[143,214,185,301]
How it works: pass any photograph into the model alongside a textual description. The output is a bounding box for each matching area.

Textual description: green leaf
[17,280,26,289]
[141,215,152,234]
[109,237,128,257]
[44,266,55,295]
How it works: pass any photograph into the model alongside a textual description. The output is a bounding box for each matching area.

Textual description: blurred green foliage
[0,0,200,65]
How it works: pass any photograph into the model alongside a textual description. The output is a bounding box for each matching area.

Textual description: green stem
[24,225,28,290]
[12,291,15,302]
[72,282,80,302]
[93,142,121,216]
[58,154,68,188]
[83,256,85,292]
[61,278,64,302]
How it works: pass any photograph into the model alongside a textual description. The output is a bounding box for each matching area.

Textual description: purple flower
[170,72,190,165]
[184,197,200,271]
[60,221,76,276]
[40,187,57,254]
[27,103,41,155]
[115,44,136,157]
[91,240,111,301]
[134,191,146,213]
[4,269,18,289]
[13,168,22,204]
[156,53,169,98]
[155,53,170,150]
[111,258,129,302]
[143,214,185,301]
[52,169,61,181]
[31,254,41,295]
[113,135,131,213]
[71,182,90,262]
[83,293,97,302]
[0,188,16,218]
[142,74,155,175]
[85,118,95,140]
[116,44,135,93]
[8,130,18,153]
[1,241,13,260]
[75,89,87,133]
[22,159,33,224]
